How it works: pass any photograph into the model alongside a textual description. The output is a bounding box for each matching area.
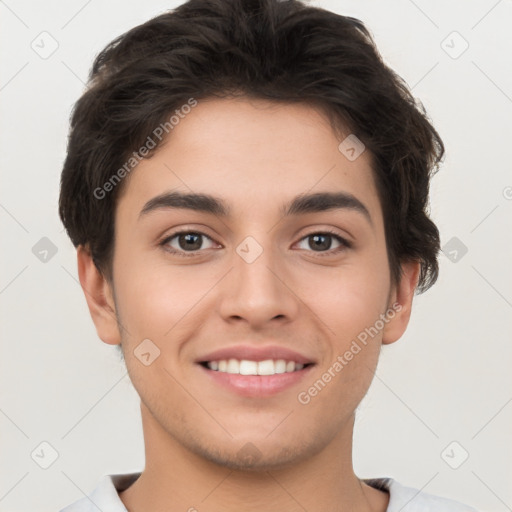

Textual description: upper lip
[196,345,316,365]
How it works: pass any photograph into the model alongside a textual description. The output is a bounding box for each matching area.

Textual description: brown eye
[296,231,351,255]
[160,231,216,256]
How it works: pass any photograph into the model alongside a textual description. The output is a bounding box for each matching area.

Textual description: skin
[78,96,419,512]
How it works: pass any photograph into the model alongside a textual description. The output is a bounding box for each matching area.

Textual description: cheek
[112,245,178,336]
[310,260,390,333]
[307,285,384,412]
[303,255,390,397]
[112,253,222,359]
[118,276,189,337]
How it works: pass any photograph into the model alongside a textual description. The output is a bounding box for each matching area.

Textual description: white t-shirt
[59,472,478,512]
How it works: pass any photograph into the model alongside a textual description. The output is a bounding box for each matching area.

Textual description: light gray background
[1,1,511,511]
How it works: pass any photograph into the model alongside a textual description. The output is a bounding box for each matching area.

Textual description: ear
[381,260,421,345]
[76,245,121,345]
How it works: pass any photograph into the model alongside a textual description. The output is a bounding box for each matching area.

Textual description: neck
[119,402,389,512]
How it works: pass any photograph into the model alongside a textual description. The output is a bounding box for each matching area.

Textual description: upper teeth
[207,359,305,375]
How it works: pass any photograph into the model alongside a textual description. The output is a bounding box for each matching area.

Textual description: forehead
[116,97,381,223]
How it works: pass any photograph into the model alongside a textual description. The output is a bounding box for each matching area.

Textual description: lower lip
[198,364,315,397]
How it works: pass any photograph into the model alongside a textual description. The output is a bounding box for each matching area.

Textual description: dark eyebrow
[139,191,372,225]
[282,191,372,225]
[139,191,228,218]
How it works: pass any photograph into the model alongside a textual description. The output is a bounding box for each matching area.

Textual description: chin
[188,435,323,472]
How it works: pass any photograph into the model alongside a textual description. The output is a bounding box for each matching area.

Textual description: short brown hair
[59,0,445,293]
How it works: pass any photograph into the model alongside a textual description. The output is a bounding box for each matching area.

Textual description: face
[81,96,418,471]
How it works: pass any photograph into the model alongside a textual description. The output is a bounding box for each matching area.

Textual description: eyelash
[159,229,352,258]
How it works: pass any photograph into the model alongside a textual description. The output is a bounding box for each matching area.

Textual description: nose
[218,238,299,328]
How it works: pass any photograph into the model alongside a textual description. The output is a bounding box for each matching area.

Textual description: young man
[58,0,477,510]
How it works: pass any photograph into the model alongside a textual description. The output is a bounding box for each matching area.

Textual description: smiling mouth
[199,359,315,376]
